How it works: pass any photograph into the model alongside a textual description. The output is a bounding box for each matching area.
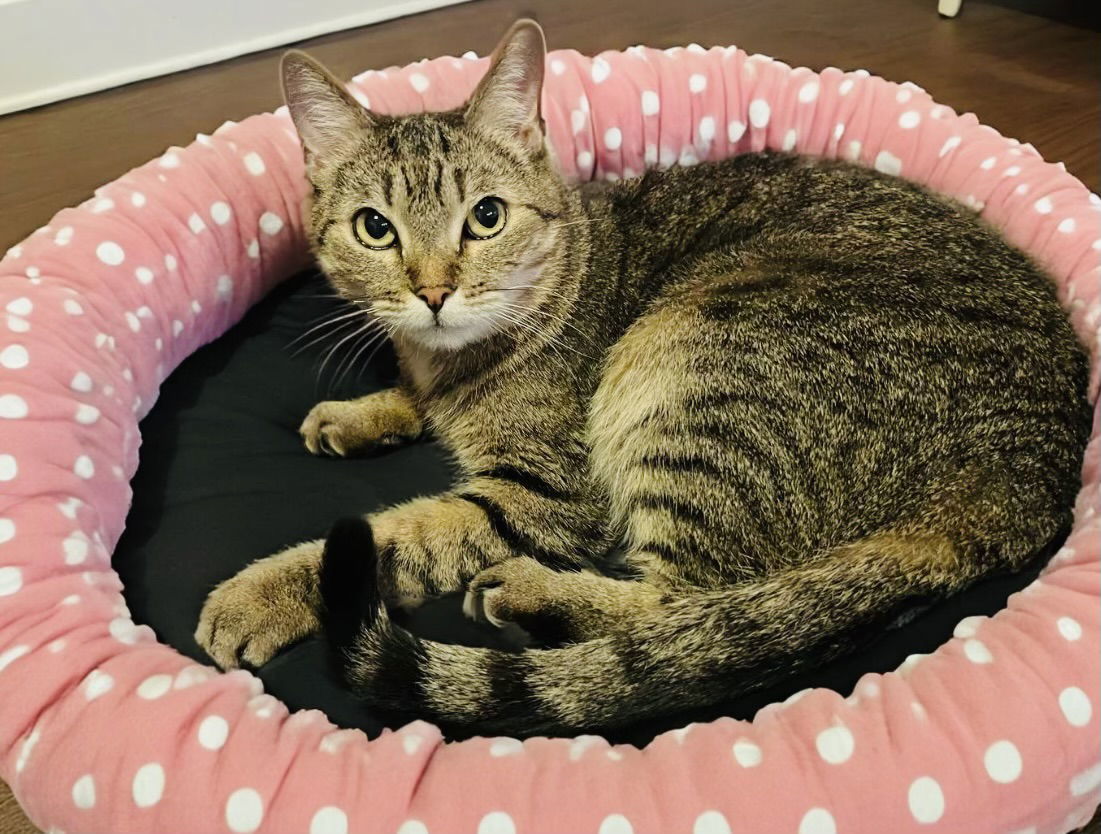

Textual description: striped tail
[319,518,974,735]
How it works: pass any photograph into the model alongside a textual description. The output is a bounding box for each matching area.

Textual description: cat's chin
[402,321,495,353]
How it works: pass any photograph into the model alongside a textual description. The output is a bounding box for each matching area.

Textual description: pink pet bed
[1,43,1098,834]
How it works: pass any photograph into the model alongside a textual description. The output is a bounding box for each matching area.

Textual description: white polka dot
[188,213,206,234]
[191,300,202,315]
[550,59,566,76]
[132,266,155,285]
[833,123,846,141]
[895,88,913,103]
[308,806,348,834]
[953,616,983,639]
[568,735,601,760]
[217,274,234,301]
[732,737,762,767]
[727,121,746,143]
[199,715,230,749]
[1060,687,1092,727]
[692,810,732,834]
[109,617,140,644]
[679,149,699,166]
[641,90,660,116]
[402,733,424,755]
[598,814,633,834]
[477,811,515,834]
[54,226,74,246]
[132,762,165,808]
[1034,197,1053,214]
[131,191,147,207]
[15,727,40,773]
[964,638,993,663]
[591,58,611,83]
[6,297,32,316]
[0,519,13,544]
[0,345,28,369]
[1058,217,1077,234]
[71,371,93,393]
[72,774,96,809]
[569,109,587,135]
[260,212,284,235]
[604,127,622,151]
[489,737,523,757]
[60,595,79,606]
[137,674,173,700]
[748,99,770,128]
[172,319,185,338]
[0,644,29,672]
[159,152,180,168]
[899,110,921,129]
[243,152,267,176]
[6,245,22,259]
[24,266,40,280]
[577,150,594,170]
[63,531,89,564]
[698,117,716,143]
[165,254,178,271]
[0,454,17,481]
[782,129,798,151]
[1057,616,1082,641]
[0,566,22,595]
[1003,165,1022,177]
[815,725,855,764]
[689,73,707,93]
[1070,762,1101,797]
[579,95,590,114]
[125,311,141,332]
[226,788,264,833]
[6,314,29,332]
[0,393,30,419]
[839,78,855,95]
[96,241,125,266]
[62,298,85,316]
[939,136,961,157]
[874,150,903,176]
[397,822,428,834]
[406,72,429,93]
[908,776,945,823]
[73,454,94,479]
[979,156,996,170]
[91,198,114,213]
[798,80,820,103]
[984,740,1022,783]
[83,669,114,700]
[798,808,836,834]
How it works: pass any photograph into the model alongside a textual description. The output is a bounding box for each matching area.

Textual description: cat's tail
[319,518,972,735]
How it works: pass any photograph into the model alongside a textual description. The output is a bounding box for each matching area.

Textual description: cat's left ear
[465,19,546,153]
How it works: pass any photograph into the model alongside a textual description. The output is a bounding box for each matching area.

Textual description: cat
[195,19,1090,736]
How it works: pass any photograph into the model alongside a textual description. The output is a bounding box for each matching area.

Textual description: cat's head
[282,20,574,352]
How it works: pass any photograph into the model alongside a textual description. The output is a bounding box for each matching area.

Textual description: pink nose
[416,287,453,314]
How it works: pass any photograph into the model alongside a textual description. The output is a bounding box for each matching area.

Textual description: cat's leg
[464,557,667,645]
[300,387,422,457]
[195,539,324,669]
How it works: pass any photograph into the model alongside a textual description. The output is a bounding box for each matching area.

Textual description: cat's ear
[465,19,546,152]
[281,50,373,159]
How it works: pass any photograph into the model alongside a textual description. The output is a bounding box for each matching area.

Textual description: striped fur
[196,21,1090,734]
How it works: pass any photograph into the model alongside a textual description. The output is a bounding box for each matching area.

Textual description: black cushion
[113,271,1047,746]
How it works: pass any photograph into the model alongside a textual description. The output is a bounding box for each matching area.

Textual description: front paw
[194,541,323,669]
[299,393,421,458]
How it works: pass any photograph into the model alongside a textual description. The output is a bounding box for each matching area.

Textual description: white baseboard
[0,0,474,116]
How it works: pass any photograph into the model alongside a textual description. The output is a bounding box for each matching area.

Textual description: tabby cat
[195,20,1090,735]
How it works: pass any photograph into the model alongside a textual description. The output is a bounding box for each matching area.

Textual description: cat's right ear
[281,50,373,160]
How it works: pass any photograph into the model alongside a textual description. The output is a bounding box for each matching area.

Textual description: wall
[0,0,472,115]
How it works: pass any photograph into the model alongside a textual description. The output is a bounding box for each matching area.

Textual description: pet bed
[0,43,1098,834]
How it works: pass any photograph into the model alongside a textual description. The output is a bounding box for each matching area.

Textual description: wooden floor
[0,0,1097,830]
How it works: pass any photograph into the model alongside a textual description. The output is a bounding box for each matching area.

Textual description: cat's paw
[194,541,323,669]
[299,392,422,458]
[464,558,570,644]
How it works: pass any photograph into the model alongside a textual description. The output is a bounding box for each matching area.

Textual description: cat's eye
[464,197,508,240]
[352,208,397,249]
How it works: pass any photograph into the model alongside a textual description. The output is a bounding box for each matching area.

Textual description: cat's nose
[416,287,453,314]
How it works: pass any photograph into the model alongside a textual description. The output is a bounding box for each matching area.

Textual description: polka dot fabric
[1,44,1099,834]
